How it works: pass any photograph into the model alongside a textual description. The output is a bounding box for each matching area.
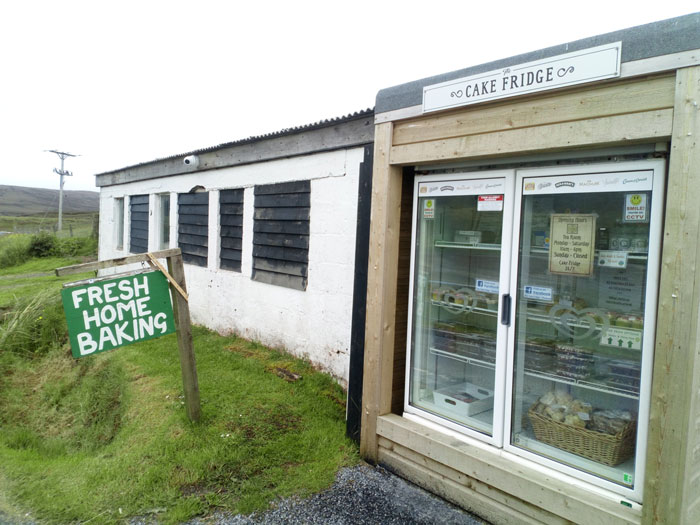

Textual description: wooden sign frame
[56,248,201,422]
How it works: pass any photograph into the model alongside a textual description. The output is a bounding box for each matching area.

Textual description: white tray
[434,382,494,417]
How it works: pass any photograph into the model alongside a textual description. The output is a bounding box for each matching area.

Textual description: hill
[0,185,99,216]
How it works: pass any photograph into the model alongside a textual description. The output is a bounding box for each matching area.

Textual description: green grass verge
[0,265,357,524]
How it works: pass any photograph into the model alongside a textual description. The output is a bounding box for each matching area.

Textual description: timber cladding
[178,192,209,267]
[253,180,310,291]
[219,189,244,272]
[129,194,149,254]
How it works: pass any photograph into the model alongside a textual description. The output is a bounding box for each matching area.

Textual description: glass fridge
[405,172,514,445]
[506,161,664,499]
[405,160,665,500]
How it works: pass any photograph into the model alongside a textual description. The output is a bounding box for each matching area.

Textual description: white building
[95,110,374,386]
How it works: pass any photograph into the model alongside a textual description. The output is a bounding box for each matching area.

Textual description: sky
[0,1,698,192]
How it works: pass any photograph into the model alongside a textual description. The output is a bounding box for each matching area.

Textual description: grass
[0,250,358,524]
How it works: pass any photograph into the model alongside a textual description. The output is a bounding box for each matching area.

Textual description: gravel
[184,463,489,525]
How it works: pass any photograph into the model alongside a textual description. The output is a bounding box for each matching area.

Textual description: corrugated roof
[96,108,374,177]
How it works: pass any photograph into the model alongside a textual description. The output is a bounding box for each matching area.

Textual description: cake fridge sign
[423,42,621,113]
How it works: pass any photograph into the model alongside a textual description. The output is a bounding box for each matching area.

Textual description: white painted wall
[98,148,364,385]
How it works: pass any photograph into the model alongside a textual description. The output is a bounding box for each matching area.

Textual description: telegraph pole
[46,150,77,231]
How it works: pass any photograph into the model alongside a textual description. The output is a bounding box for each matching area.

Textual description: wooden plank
[178,214,208,226]
[377,414,640,525]
[220,259,241,272]
[179,242,208,257]
[392,75,675,146]
[253,258,307,277]
[378,437,569,525]
[219,189,244,204]
[221,215,243,227]
[253,244,308,263]
[220,248,242,261]
[643,66,700,525]
[129,194,149,203]
[178,233,208,247]
[254,180,310,195]
[178,204,209,216]
[378,444,559,525]
[254,220,308,235]
[178,193,208,205]
[254,207,310,221]
[220,226,243,238]
[167,253,201,422]
[252,269,306,291]
[221,237,242,250]
[181,253,207,267]
[179,223,208,236]
[360,122,404,462]
[56,248,183,276]
[253,232,309,249]
[219,203,244,215]
[254,193,310,208]
[390,109,674,165]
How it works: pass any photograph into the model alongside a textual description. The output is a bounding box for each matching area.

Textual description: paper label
[598,266,643,311]
[598,250,628,269]
[523,285,553,302]
[423,199,435,219]
[477,194,503,212]
[549,214,596,276]
[624,193,648,223]
[475,279,499,294]
[601,327,642,350]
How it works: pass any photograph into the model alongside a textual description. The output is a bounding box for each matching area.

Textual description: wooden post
[167,252,201,423]
[643,65,700,525]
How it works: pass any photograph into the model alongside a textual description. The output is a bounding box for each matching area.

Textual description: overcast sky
[0,1,697,192]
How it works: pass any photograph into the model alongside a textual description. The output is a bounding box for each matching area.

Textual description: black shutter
[253,180,310,290]
[129,194,149,254]
[219,189,244,272]
[178,192,209,267]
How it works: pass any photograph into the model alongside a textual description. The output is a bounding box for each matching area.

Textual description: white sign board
[423,42,621,113]
[623,193,649,222]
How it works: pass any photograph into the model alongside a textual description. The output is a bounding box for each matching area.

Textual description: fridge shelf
[527,246,648,261]
[430,347,496,369]
[523,368,640,400]
[431,299,498,315]
[435,241,502,251]
[523,309,643,335]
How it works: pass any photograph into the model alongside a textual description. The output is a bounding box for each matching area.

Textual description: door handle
[501,294,511,326]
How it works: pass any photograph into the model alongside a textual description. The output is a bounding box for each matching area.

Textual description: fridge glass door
[407,175,510,440]
[508,167,660,492]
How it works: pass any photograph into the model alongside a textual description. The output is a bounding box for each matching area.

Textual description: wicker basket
[528,407,636,466]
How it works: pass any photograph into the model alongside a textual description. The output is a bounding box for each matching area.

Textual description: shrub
[0,234,31,268]
[28,232,58,258]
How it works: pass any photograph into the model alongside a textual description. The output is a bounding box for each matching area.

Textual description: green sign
[62,271,176,358]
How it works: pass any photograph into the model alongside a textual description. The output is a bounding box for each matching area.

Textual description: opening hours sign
[62,271,176,358]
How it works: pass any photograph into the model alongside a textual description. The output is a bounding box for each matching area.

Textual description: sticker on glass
[623,193,648,223]
[598,250,628,269]
[423,199,435,219]
[477,194,503,212]
[475,279,499,294]
[523,285,553,302]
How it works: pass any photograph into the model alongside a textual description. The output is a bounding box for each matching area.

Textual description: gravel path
[184,463,489,525]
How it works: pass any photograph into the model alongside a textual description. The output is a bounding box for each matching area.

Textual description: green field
[0,213,98,238]
[0,245,357,524]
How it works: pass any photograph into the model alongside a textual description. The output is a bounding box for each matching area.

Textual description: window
[220,189,244,272]
[252,180,310,290]
[129,194,149,254]
[159,194,170,250]
[178,191,209,267]
[115,197,125,250]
